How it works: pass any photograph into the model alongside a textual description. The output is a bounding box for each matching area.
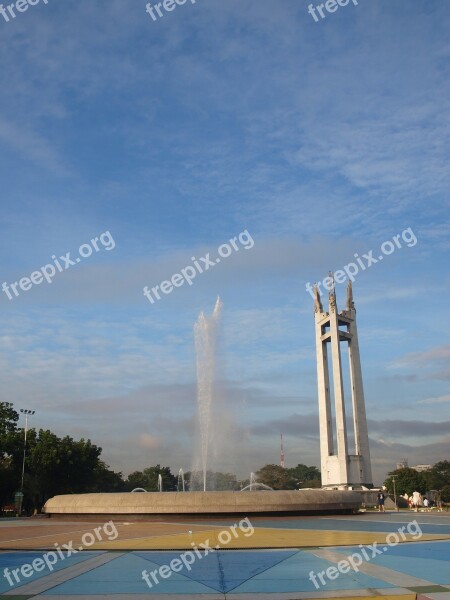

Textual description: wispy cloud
[0,118,70,175]
[368,419,450,437]
[417,394,450,405]
[391,345,450,381]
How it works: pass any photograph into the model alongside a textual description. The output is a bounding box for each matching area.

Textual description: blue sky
[0,0,449,484]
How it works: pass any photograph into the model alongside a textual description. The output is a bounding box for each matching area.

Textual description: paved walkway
[1,513,449,599]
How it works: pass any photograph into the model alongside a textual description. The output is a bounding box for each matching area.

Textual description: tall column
[347,323,372,483]
[315,324,334,479]
[328,289,349,483]
[314,286,334,477]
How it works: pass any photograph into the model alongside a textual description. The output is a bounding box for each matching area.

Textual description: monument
[313,279,373,489]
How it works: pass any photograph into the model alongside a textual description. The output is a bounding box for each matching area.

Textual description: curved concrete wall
[44,490,361,516]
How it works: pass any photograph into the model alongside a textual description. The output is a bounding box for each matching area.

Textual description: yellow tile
[90,527,449,550]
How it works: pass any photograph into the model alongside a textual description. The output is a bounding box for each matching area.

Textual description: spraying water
[158,474,163,492]
[193,297,223,491]
[240,472,274,492]
[178,468,186,492]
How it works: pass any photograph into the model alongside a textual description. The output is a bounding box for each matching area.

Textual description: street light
[19,409,35,516]
[391,475,399,512]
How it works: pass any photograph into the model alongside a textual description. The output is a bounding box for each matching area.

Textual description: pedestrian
[377,491,386,512]
[412,490,422,512]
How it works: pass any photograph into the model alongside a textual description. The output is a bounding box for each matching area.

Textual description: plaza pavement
[0,512,449,599]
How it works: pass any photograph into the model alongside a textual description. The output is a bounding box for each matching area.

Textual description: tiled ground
[0,513,449,599]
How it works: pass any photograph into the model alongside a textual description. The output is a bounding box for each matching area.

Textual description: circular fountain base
[44,489,361,519]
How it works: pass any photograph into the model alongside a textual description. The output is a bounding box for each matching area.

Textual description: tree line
[4,400,448,514]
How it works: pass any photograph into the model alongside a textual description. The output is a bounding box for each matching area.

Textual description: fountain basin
[44,489,361,519]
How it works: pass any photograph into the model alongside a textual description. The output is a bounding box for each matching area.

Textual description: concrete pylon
[313,279,373,489]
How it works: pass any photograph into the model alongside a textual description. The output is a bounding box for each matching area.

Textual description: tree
[383,468,427,496]
[440,485,450,503]
[0,402,19,438]
[254,464,322,490]
[256,464,296,490]
[423,461,450,491]
[126,465,177,491]
[0,403,22,510]
[209,472,239,490]
[0,455,17,512]
[24,430,104,509]
[89,462,126,492]
[287,464,321,488]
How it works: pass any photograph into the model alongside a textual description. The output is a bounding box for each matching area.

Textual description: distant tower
[313,279,373,489]
[280,434,285,468]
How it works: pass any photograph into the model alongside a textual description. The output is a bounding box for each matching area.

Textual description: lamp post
[391,475,399,512]
[19,409,35,516]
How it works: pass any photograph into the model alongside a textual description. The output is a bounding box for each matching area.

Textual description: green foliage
[0,403,21,510]
[440,485,450,502]
[126,465,177,491]
[0,402,19,438]
[383,467,427,495]
[89,462,127,492]
[210,472,239,490]
[423,461,450,491]
[254,464,321,490]
[287,464,322,488]
[0,455,18,511]
[26,430,103,504]
[256,464,294,490]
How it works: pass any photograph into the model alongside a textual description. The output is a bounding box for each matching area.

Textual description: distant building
[396,459,408,470]
[412,464,432,472]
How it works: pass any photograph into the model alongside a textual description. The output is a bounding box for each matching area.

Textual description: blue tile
[230,551,393,594]
[135,550,298,593]
[248,518,450,536]
[136,550,221,589]
[367,554,450,584]
[0,551,103,593]
[44,553,216,595]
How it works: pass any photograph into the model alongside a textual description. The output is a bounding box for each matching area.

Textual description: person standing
[377,491,386,512]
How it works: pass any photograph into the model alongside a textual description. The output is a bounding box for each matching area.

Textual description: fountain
[157,474,163,492]
[192,297,222,491]
[241,472,274,492]
[178,468,185,492]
